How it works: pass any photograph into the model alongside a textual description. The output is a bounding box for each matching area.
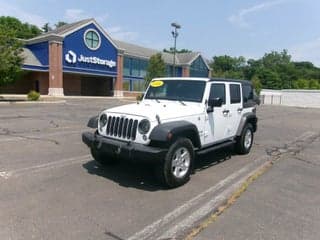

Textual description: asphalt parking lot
[1,99,320,240]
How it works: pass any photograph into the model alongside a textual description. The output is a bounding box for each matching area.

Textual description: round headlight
[138,119,151,134]
[99,114,108,127]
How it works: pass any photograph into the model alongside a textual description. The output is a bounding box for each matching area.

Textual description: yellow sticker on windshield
[150,80,164,87]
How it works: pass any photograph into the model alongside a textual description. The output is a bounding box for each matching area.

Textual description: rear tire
[156,138,194,188]
[90,148,117,165]
[236,123,254,154]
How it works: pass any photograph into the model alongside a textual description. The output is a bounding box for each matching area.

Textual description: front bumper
[82,131,167,163]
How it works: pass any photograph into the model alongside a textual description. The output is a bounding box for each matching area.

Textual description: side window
[230,84,241,104]
[209,83,226,104]
[242,85,254,103]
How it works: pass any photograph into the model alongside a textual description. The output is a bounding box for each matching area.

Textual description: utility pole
[171,22,181,77]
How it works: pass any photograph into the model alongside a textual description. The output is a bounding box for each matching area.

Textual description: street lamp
[171,22,181,77]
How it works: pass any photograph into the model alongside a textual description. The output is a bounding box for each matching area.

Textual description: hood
[105,100,204,122]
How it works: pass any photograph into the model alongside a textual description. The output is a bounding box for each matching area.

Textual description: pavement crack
[12,134,60,145]
[0,128,60,145]
[104,231,126,240]
[265,132,320,159]
[292,156,320,167]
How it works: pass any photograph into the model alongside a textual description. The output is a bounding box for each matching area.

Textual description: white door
[228,83,243,136]
[204,83,231,146]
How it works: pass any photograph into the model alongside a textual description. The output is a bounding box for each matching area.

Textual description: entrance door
[81,76,112,96]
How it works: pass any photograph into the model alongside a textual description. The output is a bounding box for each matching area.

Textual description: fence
[260,89,320,108]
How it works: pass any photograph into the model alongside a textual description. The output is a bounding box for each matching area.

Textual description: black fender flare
[149,120,201,148]
[87,115,98,128]
[236,112,258,136]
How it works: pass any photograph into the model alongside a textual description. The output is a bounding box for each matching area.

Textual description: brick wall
[0,71,48,94]
[182,66,190,77]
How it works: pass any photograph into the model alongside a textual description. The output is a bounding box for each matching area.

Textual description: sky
[0,0,320,66]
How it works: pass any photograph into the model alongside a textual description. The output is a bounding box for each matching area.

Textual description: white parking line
[128,156,269,240]
[158,165,265,239]
[0,154,91,179]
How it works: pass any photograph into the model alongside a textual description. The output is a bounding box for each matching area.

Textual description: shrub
[136,93,144,101]
[27,90,40,101]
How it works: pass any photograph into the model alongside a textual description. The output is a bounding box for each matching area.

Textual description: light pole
[171,22,181,77]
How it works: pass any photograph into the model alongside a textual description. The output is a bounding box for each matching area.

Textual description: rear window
[230,84,241,104]
[242,84,253,102]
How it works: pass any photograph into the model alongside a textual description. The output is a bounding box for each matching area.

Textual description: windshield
[145,80,206,103]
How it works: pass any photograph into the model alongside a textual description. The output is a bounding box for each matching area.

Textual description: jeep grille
[106,116,138,140]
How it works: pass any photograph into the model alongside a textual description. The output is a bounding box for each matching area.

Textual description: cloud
[63,9,138,41]
[107,26,138,41]
[0,2,47,27]
[290,37,320,67]
[228,0,286,28]
[64,8,108,23]
[64,9,90,22]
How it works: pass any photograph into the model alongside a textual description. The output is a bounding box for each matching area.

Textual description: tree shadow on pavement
[82,146,234,192]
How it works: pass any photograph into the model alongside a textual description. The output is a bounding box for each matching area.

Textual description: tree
[0,25,23,86]
[210,55,246,72]
[308,79,320,89]
[163,48,192,53]
[55,21,68,29]
[210,55,246,79]
[256,68,282,89]
[209,50,320,90]
[251,75,262,95]
[0,16,41,39]
[261,49,291,69]
[144,53,166,87]
[293,79,309,89]
[42,23,52,33]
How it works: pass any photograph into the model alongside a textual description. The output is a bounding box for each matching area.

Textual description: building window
[166,65,182,77]
[84,29,101,50]
[123,57,149,78]
[131,58,140,77]
[124,57,131,76]
[132,79,145,92]
[123,79,131,91]
[140,59,148,77]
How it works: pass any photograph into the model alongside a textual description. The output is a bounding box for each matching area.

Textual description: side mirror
[209,98,223,107]
[207,98,223,113]
[136,93,144,101]
[253,95,261,105]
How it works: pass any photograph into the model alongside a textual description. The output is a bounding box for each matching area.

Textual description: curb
[0,100,66,105]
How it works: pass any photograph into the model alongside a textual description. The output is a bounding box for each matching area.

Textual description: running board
[196,140,236,155]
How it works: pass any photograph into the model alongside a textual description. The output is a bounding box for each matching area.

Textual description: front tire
[236,123,254,154]
[156,138,194,188]
[90,148,116,165]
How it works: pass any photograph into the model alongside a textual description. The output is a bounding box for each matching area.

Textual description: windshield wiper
[178,100,186,106]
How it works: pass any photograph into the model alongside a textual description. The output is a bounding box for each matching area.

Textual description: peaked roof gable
[25,19,120,50]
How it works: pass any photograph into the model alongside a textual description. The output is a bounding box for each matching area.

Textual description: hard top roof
[210,78,252,85]
[152,77,252,85]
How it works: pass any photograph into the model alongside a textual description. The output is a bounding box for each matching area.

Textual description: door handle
[222,109,230,115]
[237,108,243,112]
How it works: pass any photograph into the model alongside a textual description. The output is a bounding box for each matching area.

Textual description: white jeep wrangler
[82,77,259,188]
